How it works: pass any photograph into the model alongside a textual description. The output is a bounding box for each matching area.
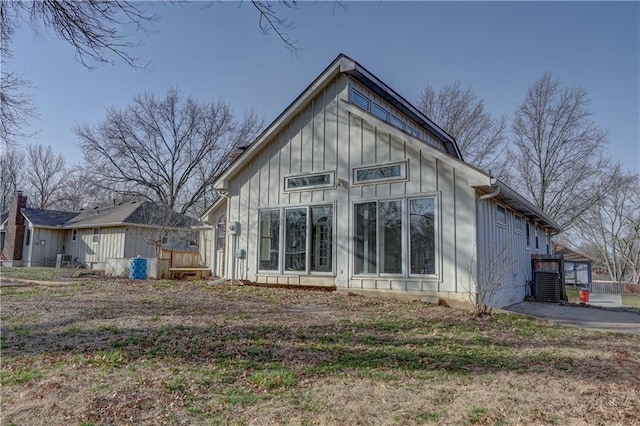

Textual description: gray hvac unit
[55,254,73,268]
[533,271,561,302]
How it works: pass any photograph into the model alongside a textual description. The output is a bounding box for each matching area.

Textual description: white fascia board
[342,101,492,187]
[493,180,562,232]
[200,197,227,222]
[213,57,350,191]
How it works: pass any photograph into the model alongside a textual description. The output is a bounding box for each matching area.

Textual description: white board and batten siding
[222,74,482,304]
[66,227,126,268]
[21,225,68,267]
[476,198,549,307]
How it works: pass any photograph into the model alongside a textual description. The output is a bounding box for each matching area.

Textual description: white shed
[204,54,560,308]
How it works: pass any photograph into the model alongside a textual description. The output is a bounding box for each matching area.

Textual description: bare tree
[571,171,640,284]
[75,88,262,216]
[0,72,37,146]
[1,1,156,146]
[417,81,508,175]
[510,73,614,230]
[0,146,25,211]
[1,1,341,147]
[23,144,67,209]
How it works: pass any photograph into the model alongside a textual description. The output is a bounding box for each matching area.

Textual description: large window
[355,197,436,276]
[259,205,333,274]
[259,210,280,271]
[285,208,307,271]
[311,206,333,272]
[409,198,435,275]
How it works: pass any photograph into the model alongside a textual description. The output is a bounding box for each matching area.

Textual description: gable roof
[214,54,463,190]
[22,208,79,227]
[20,202,200,230]
[210,54,561,234]
[552,242,594,263]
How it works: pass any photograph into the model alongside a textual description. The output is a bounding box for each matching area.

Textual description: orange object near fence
[579,289,590,303]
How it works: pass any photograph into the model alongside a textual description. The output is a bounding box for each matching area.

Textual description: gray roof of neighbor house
[20,202,200,229]
[21,208,80,227]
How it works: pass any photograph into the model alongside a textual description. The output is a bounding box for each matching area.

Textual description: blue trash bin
[129,256,148,280]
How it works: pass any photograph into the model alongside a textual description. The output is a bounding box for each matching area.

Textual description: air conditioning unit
[228,221,240,235]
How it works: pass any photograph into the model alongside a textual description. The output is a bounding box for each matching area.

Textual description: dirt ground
[1,277,639,425]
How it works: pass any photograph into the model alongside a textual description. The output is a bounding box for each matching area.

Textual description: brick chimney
[2,192,27,263]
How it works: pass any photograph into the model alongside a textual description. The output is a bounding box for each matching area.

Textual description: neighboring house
[1,193,201,269]
[552,242,593,287]
[202,54,560,308]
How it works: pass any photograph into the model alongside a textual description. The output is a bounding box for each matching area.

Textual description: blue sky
[9,1,640,173]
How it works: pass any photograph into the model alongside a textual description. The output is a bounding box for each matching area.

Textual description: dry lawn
[1,275,639,425]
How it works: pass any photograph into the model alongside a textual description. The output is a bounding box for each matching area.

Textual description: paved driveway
[505,301,640,335]
[587,292,623,307]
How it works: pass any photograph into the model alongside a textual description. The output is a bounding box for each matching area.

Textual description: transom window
[349,85,428,142]
[285,171,334,191]
[351,89,370,111]
[354,196,436,276]
[258,205,333,274]
[353,161,407,184]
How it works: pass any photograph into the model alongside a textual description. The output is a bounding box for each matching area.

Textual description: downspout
[479,186,500,200]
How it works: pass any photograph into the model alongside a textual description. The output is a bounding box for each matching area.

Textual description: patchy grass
[0,266,83,280]
[623,293,640,307]
[1,279,639,425]
[565,286,580,303]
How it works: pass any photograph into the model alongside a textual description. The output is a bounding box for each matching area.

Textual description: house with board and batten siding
[202,54,560,308]
[1,193,201,270]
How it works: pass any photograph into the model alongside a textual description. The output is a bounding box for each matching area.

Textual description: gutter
[479,186,500,200]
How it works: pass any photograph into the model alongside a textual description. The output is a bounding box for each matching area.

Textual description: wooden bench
[169,267,212,280]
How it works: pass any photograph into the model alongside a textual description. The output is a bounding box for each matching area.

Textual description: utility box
[531,255,566,302]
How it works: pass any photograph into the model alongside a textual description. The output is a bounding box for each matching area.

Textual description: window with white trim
[514,216,523,233]
[92,228,100,244]
[353,161,407,184]
[71,229,77,242]
[354,196,436,276]
[258,205,333,274]
[259,210,280,271]
[525,223,531,249]
[285,171,334,191]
